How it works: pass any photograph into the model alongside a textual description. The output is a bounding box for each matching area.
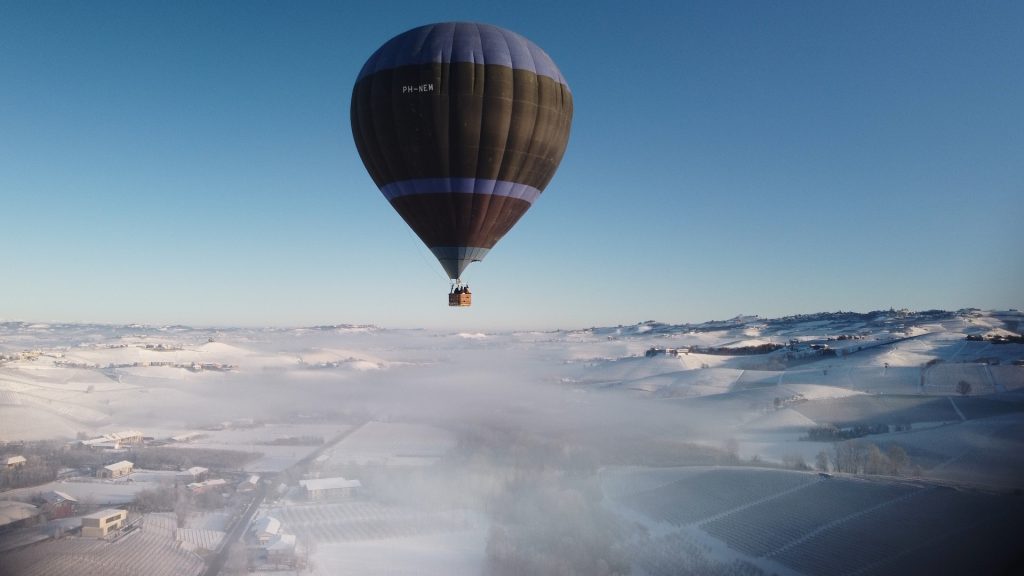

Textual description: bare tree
[887,445,908,475]
[134,486,175,512]
[864,444,889,475]
[815,450,830,472]
[833,442,857,473]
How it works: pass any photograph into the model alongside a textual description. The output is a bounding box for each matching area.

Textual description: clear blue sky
[1,1,1021,329]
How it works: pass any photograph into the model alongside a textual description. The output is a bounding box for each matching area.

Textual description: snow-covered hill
[0,309,1021,481]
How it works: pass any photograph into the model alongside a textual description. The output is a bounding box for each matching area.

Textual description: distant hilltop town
[0,341,235,372]
[53,359,236,372]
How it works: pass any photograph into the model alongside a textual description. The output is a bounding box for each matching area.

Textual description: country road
[201,420,368,576]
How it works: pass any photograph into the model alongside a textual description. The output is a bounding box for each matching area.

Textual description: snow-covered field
[321,421,455,468]
[171,423,354,473]
[309,530,487,576]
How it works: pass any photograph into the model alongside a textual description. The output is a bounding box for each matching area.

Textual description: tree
[864,443,889,475]
[887,445,908,475]
[815,450,830,472]
[956,380,972,396]
[134,486,175,512]
[807,424,840,441]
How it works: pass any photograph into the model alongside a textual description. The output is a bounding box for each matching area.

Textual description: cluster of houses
[250,515,302,569]
[0,350,45,363]
[176,466,236,494]
[242,476,361,569]
[0,462,251,540]
[0,495,115,537]
[141,343,182,351]
[186,362,237,372]
[645,347,689,357]
[54,359,236,371]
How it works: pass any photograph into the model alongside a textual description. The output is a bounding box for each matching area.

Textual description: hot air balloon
[351,22,573,306]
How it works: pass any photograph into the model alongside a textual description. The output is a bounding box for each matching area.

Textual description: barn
[40,490,78,519]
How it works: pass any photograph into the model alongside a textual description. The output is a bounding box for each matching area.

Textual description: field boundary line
[764,486,931,559]
[695,476,819,527]
[948,396,966,421]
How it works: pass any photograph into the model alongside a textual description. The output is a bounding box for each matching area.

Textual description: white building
[98,460,134,479]
[4,455,26,468]
[81,508,127,538]
[299,477,361,500]
[178,466,209,482]
[251,516,281,544]
[187,478,227,494]
[82,430,144,450]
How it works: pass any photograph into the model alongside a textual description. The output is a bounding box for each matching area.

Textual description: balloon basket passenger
[449,284,472,307]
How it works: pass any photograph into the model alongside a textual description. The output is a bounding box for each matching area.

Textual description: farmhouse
[299,477,361,500]
[98,460,134,479]
[251,516,282,544]
[39,490,78,518]
[645,347,689,358]
[4,455,27,468]
[187,478,227,494]
[178,466,209,482]
[80,508,127,538]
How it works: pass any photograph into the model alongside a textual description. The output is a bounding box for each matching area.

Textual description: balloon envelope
[351,22,573,279]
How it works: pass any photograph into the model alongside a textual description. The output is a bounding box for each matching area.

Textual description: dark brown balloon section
[351,22,573,305]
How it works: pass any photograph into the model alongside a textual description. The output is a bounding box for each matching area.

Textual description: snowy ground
[309,530,487,576]
[1,310,1022,575]
[321,421,455,468]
